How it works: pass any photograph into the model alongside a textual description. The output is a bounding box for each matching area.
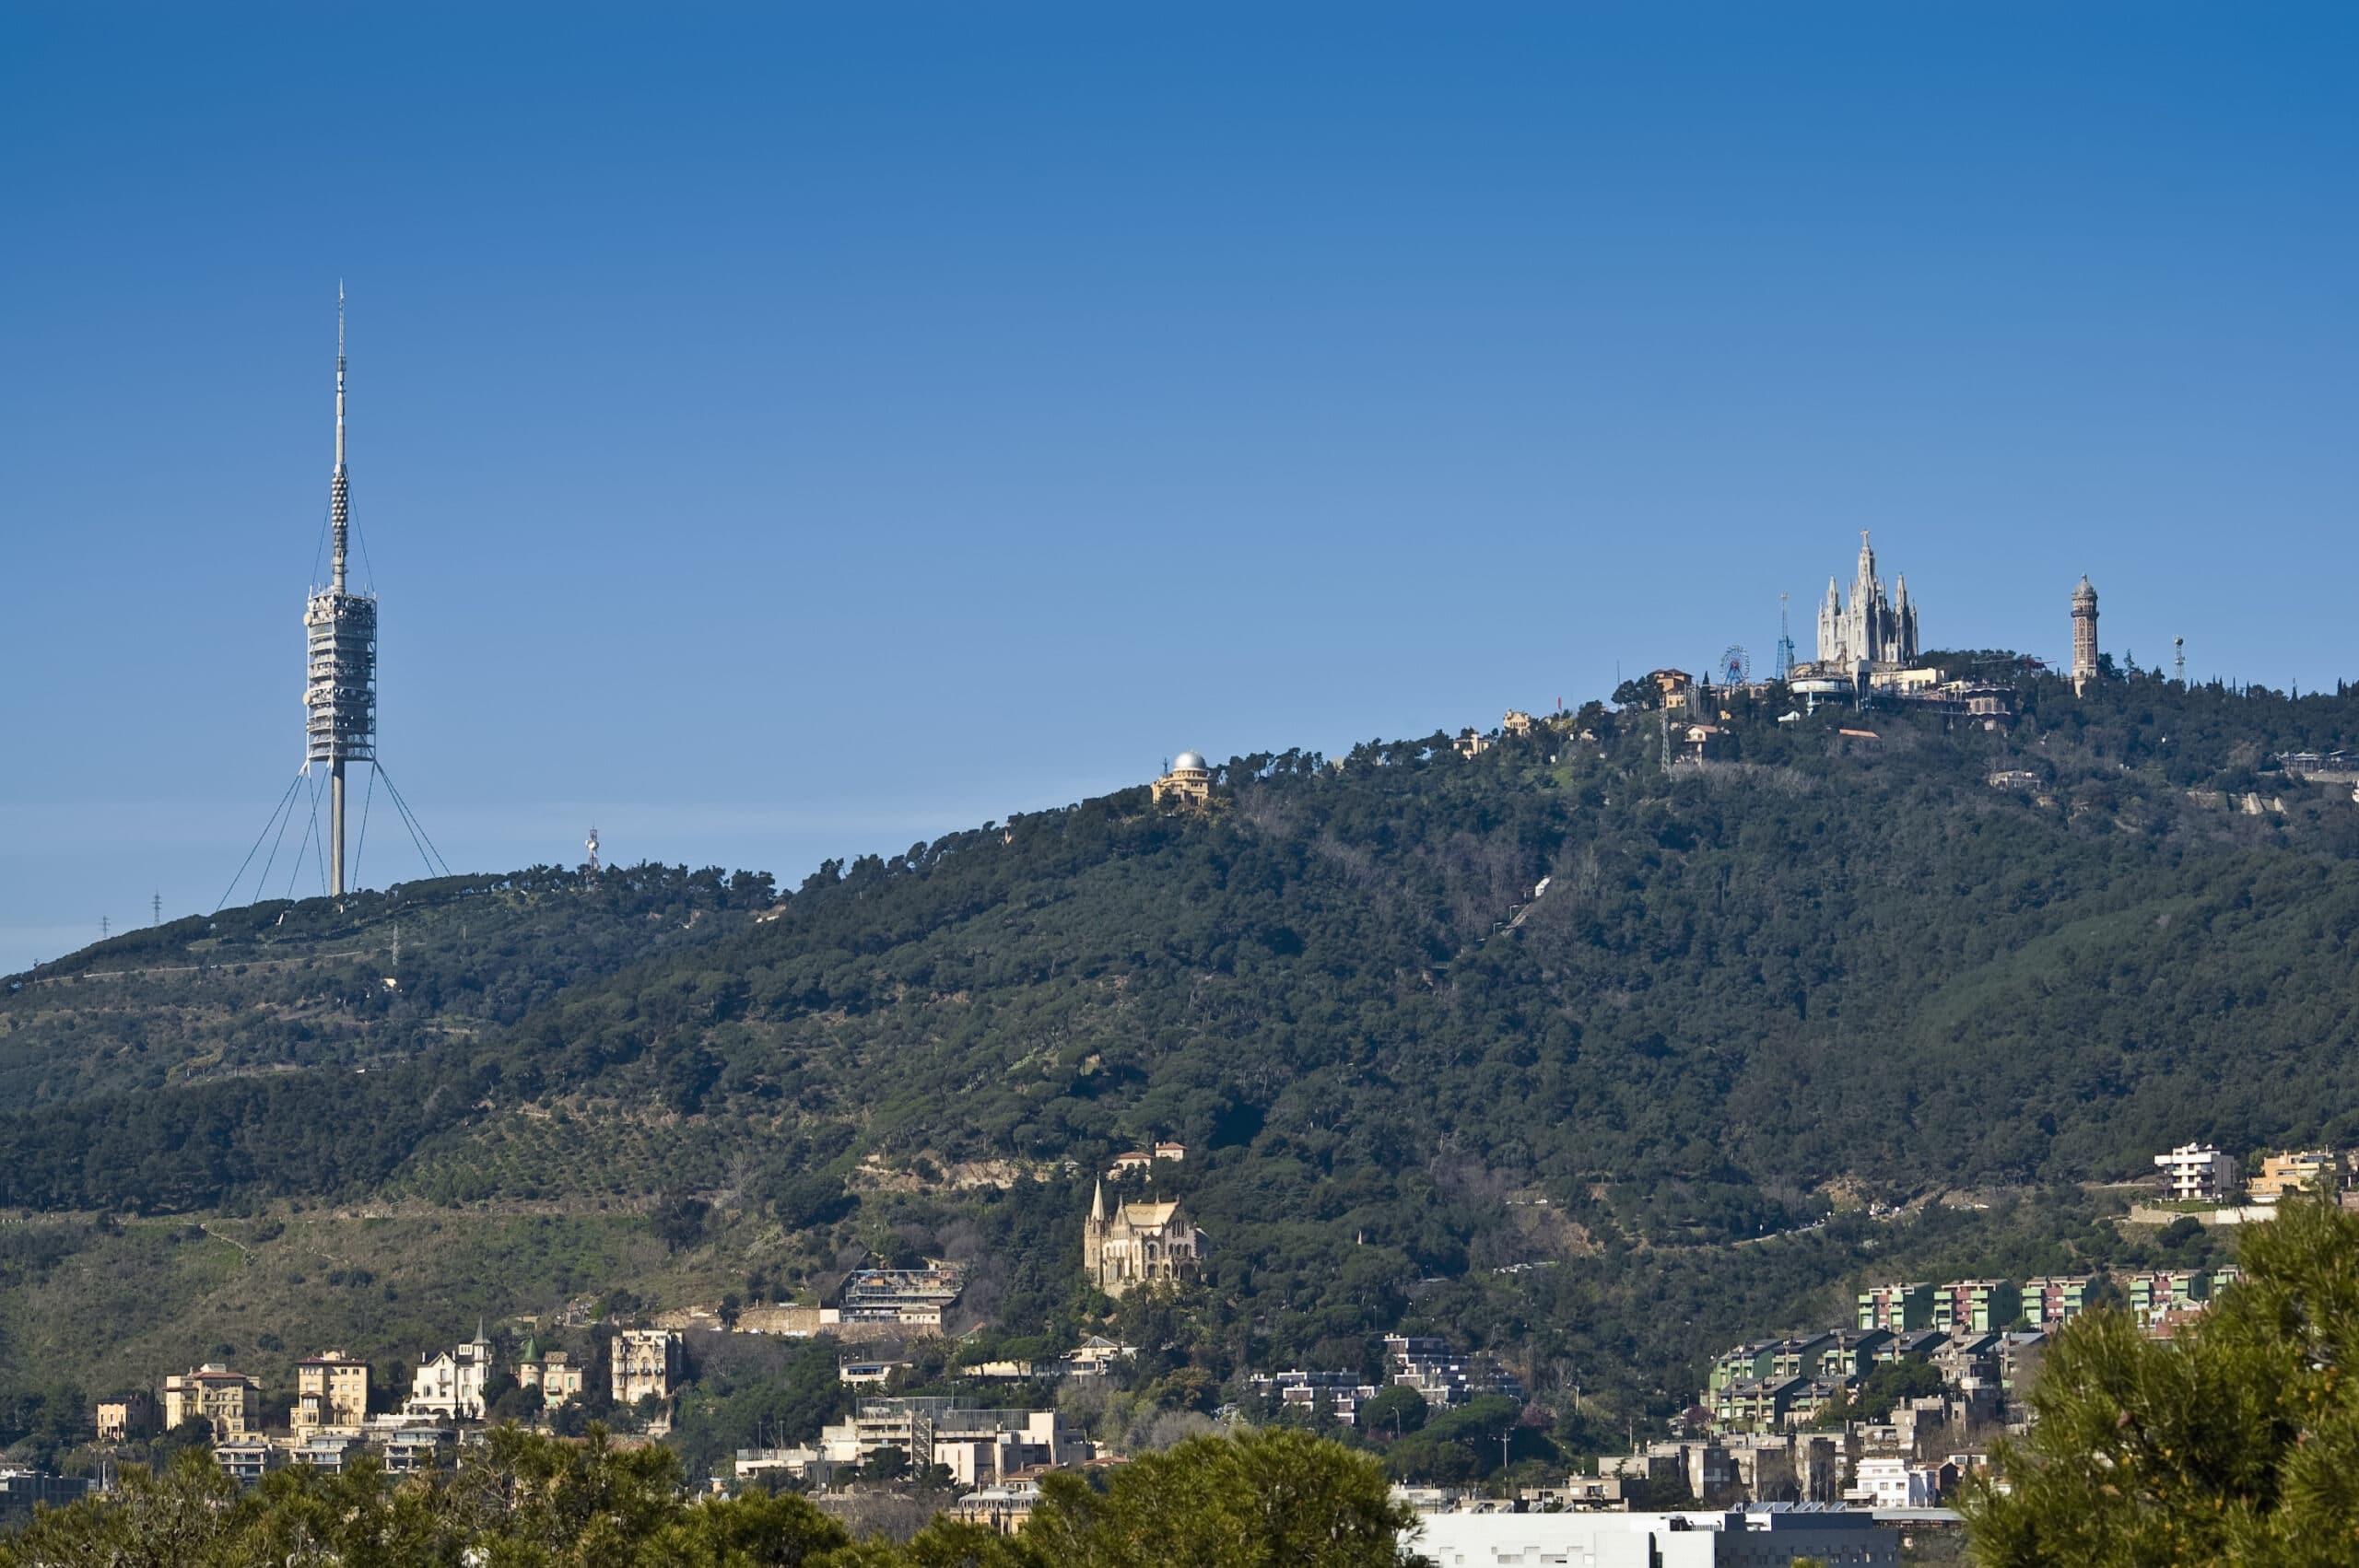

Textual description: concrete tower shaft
[303,287,378,897]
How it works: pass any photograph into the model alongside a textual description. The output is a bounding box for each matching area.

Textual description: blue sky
[3,4,2354,971]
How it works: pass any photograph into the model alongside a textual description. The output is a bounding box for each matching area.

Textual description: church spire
[1090,1178,1106,1223]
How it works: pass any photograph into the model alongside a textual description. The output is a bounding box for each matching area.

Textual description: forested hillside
[6,667,2359,1449]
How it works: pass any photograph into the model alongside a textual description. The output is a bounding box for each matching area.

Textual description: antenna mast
[1776,592,1796,682]
[2175,637,2186,686]
[333,286,348,594]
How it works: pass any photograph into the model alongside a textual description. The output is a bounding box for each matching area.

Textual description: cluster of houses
[1246,1335,1525,1428]
[2153,1142,2357,1207]
[1702,1266,2244,1441]
[723,1330,1520,1539]
[735,1396,1093,1496]
[1562,1260,2238,1518]
[92,1325,684,1483]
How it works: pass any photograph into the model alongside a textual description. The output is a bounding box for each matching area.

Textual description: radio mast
[302,287,379,897]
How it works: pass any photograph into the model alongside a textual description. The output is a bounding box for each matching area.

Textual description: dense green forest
[6,666,2358,1470]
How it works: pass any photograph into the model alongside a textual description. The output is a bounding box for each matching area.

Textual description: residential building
[1995,1331,2049,1405]
[1596,1449,1688,1506]
[408,1328,495,1421]
[2154,1143,2241,1203]
[1520,1473,1650,1508]
[1149,752,1213,808]
[95,1392,154,1444]
[0,1471,92,1523]
[950,1478,1045,1535]
[291,1434,360,1474]
[1249,1370,1380,1425]
[1857,1283,1934,1333]
[2249,1151,2338,1203]
[1782,1378,1851,1427]
[1848,1456,1943,1509]
[1680,723,1730,761]
[838,1263,963,1324]
[1082,1181,1205,1299]
[1931,1332,2002,1387]
[293,1352,370,1435]
[931,1410,1092,1489]
[1764,1335,1837,1383]
[1707,1340,1781,1393]
[1106,1141,1188,1178]
[518,1348,584,1408]
[377,1428,454,1475]
[1931,1281,2021,1334]
[1385,1336,1524,1409]
[2126,1270,2212,1328]
[820,1398,1090,1486]
[1723,1433,1842,1504]
[1811,1330,1892,1383]
[1711,1376,1803,1433]
[1708,1341,1767,1391]
[736,1446,832,1486]
[1452,728,1491,759]
[839,1359,912,1387]
[162,1364,261,1439]
[1500,710,1535,738]
[612,1328,683,1407]
[1405,1505,1899,1567]
[1061,1336,1134,1377]
[2023,1276,2095,1330]
[215,1438,284,1486]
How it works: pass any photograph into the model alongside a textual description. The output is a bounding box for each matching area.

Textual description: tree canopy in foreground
[0,1424,1422,1568]
[1966,1197,2359,1567]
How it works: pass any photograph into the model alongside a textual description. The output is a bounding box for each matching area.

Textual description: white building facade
[2154,1143,2242,1203]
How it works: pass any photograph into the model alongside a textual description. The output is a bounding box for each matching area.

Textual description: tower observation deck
[302,288,377,897]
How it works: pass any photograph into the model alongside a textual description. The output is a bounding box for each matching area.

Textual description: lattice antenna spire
[332,283,349,593]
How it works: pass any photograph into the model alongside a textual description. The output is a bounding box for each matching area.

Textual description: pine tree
[1966,1197,2359,1565]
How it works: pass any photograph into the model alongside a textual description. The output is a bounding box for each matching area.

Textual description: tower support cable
[217,773,306,913]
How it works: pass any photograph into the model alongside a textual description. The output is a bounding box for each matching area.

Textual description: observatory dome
[1171,752,1207,772]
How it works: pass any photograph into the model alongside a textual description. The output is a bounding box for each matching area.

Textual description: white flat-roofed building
[1408,1505,1899,1567]
[2155,1143,2242,1203]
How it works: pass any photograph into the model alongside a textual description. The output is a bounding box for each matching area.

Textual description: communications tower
[302,287,378,897]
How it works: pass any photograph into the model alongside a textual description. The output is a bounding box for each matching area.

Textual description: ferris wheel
[1720,645,1753,687]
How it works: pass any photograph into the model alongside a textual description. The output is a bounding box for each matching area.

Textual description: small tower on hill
[2071,577,2100,693]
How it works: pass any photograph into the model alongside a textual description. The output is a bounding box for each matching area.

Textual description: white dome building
[1152,750,1214,809]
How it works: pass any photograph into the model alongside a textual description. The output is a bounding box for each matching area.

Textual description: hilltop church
[1812,532,1919,672]
[1083,1180,1204,1298]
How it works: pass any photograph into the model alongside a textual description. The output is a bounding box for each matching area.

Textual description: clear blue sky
[4,4,2354,971]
